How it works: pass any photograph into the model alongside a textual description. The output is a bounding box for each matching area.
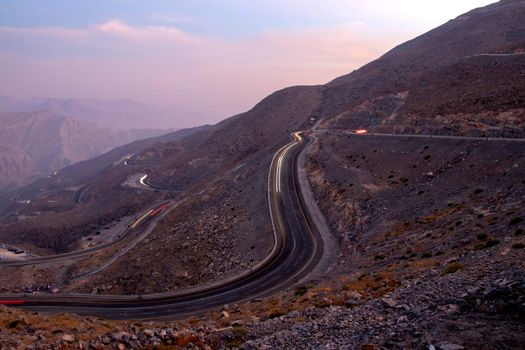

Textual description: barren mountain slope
[134,86,323,190]
[0,111,157,191]
[0,143,35,186]
[308,133,525,279]
[0,126,209,252]
[78,86,321,292]
[318,0,525,134]
[0,97,176,130]
[0,85,323,292]
[2,0,525,294]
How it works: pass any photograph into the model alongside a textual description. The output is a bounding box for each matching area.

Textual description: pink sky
[0,21,414,127]
[0,0,495,127]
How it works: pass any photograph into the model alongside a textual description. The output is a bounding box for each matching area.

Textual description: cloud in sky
[96,20,202,46]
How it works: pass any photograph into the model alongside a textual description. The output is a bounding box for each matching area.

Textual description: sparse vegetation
[344,272,400,298]
[6,319,27,329]
[477,233,488,240]
[268,310,286,319]
[226,340,244,348]
[232,325,248,337]
[475,238,502,250]
[511,242,525,249]
[484,239,501,248]
[314,299,332,308]
[294,285,311,297]
[442,262,464,275]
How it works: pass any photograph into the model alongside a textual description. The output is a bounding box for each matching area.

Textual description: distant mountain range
[0,96,177,130]
[0,111,173,191]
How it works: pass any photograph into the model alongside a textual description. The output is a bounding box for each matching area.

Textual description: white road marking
[139,174,148,186]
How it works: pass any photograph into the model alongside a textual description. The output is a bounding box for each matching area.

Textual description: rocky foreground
[1,241,523,349]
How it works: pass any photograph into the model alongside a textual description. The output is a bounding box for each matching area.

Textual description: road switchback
[0,132,326,320]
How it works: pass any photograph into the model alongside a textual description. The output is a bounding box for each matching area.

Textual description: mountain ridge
[0,111,173,191]
[0,96,178,130]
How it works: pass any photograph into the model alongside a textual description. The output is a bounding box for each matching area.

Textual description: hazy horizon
[0,0,495,128]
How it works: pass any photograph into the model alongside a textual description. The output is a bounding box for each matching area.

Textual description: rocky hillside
[0,111,173,192]
[142,85,322,190]
[81,0,525,183]
[85,0,524,280]
[1,0,525,290]
[0,125,209,253]
[0,1,524,348]
[319,0,525,136]
[1,248,523,349]
[0,85,322,291]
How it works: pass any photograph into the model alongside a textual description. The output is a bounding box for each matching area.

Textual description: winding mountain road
[0,132,327,320]
[0,201,175,268]
[2,129,523,319]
